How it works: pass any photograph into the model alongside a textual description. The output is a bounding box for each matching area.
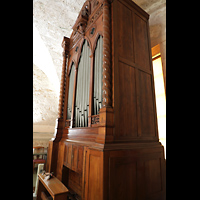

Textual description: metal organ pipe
[67,63,75,120]
[75,40,90,127]
[68,37,102,127]
[99,36,103,110]
[93,36,103,115]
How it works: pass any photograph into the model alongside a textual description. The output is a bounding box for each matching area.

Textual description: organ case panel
[113,0,158,141]
[63,143,84,174]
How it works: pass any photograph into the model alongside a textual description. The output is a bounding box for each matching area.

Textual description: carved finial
[72,1,91,35]
[82,4,89,17]
[62,36,70,56]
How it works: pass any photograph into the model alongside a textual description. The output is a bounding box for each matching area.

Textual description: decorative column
[58,36,70,119]
[97,0,114,144]
[54,36,70,139]
[102,0,112,108]
[46,37,70,175]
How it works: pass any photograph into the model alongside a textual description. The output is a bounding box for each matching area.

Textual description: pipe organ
[93,35,103,115]
[45,0,166,200]
[67,63,75,120]
[75,40,91,127]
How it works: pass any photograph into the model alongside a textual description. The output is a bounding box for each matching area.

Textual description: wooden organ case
[45,0,166,199]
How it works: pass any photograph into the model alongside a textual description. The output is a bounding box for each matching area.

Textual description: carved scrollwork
[91,115,99,124]
[91,0,99,12]
[87,3,103,28]
[69,31,82,50]
[72,1,91,35]
[93,0,99,7]
[65,120,71,127]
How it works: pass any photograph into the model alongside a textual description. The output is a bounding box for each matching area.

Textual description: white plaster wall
[33,64,58,125]
[33,64,58,146]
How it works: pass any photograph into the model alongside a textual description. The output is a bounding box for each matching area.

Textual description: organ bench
[37,173,70,200]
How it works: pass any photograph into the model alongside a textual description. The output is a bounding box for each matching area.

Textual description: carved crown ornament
[69,0,113,51]
[71,0,113,35]
[72,1,91,34]
[61,36,70,57]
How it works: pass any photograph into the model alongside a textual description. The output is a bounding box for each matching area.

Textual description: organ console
[44,0,166,199]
